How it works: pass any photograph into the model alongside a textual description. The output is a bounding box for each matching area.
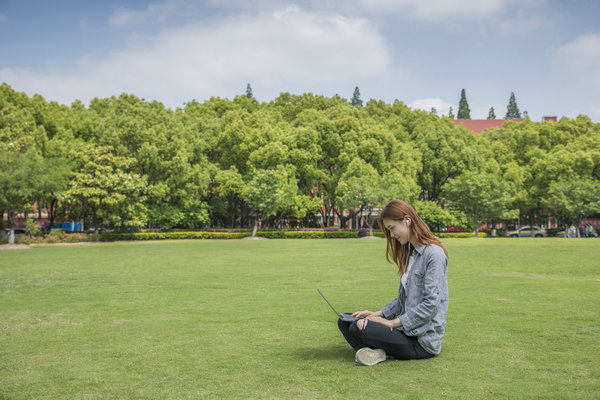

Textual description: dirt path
[0,244,31,250]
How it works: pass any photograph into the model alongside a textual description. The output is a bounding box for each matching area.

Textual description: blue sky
[1,0,599,121]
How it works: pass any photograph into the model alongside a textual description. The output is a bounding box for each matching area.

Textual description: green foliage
[443,170,512,235]
[257,230,363,239]
[544,177,600,229]
[20,232,94,244]
[62,144,147,231]
[100,231,249,241]
[25,218,42,237]
[487,107,496,119]
[414,201,465,231]
[436,231,487,238]
[1,83,599,236]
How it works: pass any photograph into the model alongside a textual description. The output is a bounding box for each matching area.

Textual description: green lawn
[1,239,599,399]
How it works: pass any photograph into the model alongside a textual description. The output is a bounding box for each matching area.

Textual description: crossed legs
[337,318,434,360]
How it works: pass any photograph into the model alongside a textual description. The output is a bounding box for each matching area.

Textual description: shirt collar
[413,244,426,255]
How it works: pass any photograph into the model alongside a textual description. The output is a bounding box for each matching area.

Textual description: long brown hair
[377,200,448,274]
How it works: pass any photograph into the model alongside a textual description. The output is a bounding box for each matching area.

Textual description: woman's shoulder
[422,243,447,260]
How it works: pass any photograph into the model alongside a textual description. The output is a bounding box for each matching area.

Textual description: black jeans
[338,319,434,360]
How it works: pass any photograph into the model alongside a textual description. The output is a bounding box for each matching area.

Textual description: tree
[544,178,600,237]
[246,84,253,99]
[212,166,246,227]
[448,106,455,119]
[487,107,496,119]
[411,117,479,202]
[0,148,40,244]
[62,144,147,237]
[335,159,381,231]
[243,166,298,237]
[457,89,471,119]
[36,155,72,232]
[443,170,512,236]
[505,92,521,118]
[351,86,363,108]
[414,201,464,232]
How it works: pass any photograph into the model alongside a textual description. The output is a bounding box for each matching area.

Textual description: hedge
[436,232,487,238]
[99,231,249,241]
[97,230,484,241]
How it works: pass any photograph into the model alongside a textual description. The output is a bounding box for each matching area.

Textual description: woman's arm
[366,315,403,329]
[398,249,447,334]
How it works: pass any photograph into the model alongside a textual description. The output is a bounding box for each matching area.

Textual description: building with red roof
[454,116,557,133]
[453,119,523,133]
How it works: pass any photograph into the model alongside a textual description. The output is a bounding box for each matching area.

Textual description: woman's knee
[349,319,368,337]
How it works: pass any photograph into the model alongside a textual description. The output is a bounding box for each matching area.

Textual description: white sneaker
[355,348,387,366]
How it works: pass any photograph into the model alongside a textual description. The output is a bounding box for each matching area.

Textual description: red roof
[453,119,524,133]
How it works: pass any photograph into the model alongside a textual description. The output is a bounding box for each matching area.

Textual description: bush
[257,230,358,239]
[99,231,249,241]
[20,232,96,244]
[25,219,42,237]
[97,230,488,241]
[436,232,487,238]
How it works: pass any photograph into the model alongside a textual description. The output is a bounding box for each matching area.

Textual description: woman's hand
[351,310,383,319]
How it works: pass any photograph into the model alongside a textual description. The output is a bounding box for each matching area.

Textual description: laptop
[316,287,361,322]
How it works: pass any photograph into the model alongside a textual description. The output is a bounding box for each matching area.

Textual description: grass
[0,238,599,399]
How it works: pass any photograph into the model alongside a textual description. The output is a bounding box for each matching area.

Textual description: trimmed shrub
[99,231,249,241]
[436,232,487,238]
[91,230,487,242]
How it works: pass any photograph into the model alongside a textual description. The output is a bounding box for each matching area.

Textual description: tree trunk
[48,198,58,232]
[474,213,479,237]
[7,208,16,245]
[93,209,99,241]
[251,213,261,237]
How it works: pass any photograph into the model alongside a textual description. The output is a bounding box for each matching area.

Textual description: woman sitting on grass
[338,200,449,366]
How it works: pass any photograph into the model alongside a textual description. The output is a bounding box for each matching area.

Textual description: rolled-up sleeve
[380,297,400,319]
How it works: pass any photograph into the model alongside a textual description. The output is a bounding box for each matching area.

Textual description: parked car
[507,226,546,237]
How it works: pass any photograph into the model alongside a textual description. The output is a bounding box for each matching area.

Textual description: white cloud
[555,33,600,87]
[109,0,184,26]
[345,0,520,20]
[498,14,543,33]
[0,7,391,107]
[409,98,454,116]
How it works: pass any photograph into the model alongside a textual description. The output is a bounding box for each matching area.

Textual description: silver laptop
[317,287,360,322]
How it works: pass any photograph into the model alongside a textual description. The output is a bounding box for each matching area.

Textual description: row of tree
[1,82,599,243]
[453,89,525,120]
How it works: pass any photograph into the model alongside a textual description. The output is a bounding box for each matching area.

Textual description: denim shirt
[380,243,449,355]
